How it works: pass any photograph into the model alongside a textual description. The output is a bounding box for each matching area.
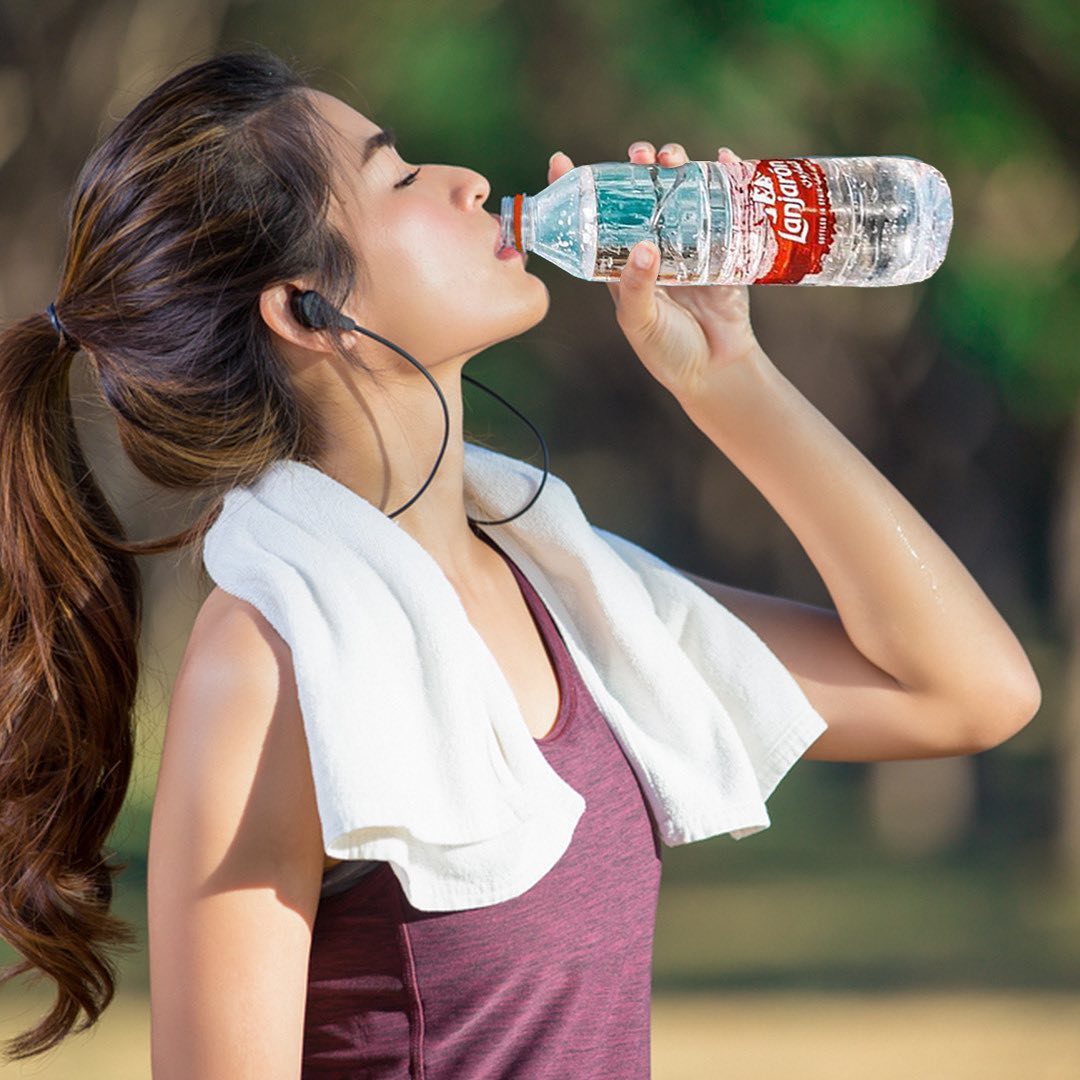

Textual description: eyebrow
[361,126,396,168]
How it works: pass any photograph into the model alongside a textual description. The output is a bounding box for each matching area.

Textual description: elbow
[966,670,1043,753]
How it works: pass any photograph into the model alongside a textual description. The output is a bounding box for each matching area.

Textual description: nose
[456,166,490,209]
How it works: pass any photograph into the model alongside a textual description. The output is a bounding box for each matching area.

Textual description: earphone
[288,289,549,525]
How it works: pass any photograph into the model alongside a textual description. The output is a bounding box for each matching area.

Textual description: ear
[259,282,338,353]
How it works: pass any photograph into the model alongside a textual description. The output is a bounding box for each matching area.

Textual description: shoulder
[167,584,305,800]
[169,584,303,765]
[155,585,323,894]
[187,584,292,673]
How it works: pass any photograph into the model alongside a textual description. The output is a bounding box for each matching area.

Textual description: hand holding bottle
[548,141,767,403]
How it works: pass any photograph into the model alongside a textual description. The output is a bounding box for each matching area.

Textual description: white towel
[201,443,828,910]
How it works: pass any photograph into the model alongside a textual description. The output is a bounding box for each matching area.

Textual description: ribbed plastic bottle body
[499,156,953,287]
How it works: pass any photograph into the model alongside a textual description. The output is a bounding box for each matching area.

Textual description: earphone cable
[323,303,549,524]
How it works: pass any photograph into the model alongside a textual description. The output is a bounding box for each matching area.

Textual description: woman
[0,48,1040,1077]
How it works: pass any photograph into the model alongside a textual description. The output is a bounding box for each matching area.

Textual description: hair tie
[45,301,77,349]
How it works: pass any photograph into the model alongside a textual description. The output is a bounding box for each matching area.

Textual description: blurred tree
[934,0,1080,886]
[0,0,230,317]
[541,0,1071,873]
[0,0,1069,894]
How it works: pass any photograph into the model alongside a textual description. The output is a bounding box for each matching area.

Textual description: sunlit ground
[651,991,1080,1079]
[2,987,1079,1078]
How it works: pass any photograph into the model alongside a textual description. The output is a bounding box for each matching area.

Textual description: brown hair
[0,47,373,1060]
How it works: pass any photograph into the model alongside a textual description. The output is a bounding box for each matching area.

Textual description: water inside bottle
[583,157,952,286]
[585,161,716,283]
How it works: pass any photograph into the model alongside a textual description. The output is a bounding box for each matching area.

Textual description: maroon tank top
[302,527,664,1078]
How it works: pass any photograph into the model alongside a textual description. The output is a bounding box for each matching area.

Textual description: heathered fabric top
[301,527,664,1079]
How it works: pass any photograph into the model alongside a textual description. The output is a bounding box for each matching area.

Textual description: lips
[491,213,509,255]
[489,211,526,264]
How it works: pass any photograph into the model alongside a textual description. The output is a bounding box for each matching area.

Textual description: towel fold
[201,443,827,910]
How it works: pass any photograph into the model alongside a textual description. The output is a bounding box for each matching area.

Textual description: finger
[612,241,660,338]
[548,150,574,183]
[629,140,656,163]
[717,146,743,163]
[658,142,687,165]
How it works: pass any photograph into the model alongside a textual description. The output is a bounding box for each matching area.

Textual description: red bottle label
[749,159,836,284]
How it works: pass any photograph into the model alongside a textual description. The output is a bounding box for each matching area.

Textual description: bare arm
[148,587,325,1079]
[675,350,1041,760]
[674,569,1010,761]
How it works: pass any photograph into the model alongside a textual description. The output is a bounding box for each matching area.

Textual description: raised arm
[564,138,1041,764]
[148,588,325,1079]
[671,354,1041,761]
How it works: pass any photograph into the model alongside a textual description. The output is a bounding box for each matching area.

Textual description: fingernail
[549,150,562,167]
[629,142,648,154]
[633,244,654,268]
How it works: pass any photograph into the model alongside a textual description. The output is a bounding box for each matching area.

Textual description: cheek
[399,205,486,284]
[367,207,517,331]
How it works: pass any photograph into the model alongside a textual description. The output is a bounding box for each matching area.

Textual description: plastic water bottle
[498,156,953,286]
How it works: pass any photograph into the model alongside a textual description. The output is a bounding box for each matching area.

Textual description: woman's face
[310,90,549,371]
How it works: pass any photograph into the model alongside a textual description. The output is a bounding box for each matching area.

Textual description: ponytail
[0,312,143,1059]
[1,47,367,1059]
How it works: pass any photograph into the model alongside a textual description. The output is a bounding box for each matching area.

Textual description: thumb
[612,241,660,339]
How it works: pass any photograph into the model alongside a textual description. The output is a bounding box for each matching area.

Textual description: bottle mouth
[498,194,525,253]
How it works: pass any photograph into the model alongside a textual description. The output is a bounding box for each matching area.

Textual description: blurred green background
[1,0,1079,1076]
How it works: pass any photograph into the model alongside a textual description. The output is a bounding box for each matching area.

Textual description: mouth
[490,211,524,260]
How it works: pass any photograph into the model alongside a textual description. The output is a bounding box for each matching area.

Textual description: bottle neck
[499,194,531,253]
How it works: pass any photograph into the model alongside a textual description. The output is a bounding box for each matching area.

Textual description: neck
[313,360,488,578]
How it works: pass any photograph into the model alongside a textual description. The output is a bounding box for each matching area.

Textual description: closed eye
[396,168,422,188]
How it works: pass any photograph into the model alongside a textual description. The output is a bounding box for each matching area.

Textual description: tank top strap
[470,525,567,647]
[471,525,577,743]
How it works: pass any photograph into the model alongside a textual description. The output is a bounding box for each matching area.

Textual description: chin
[468,305,549,354]
[459,278,550,352]
[523,274,551,317]
[499,278,550,329]
[517,290,550,333]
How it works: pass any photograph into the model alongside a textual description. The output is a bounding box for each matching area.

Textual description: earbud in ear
[290,290,356,332]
